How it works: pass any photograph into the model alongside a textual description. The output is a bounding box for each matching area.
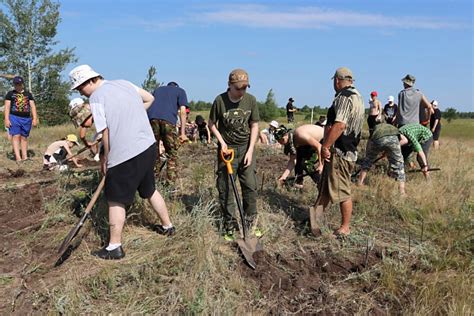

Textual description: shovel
[221,149,263,269]
[57,177,105,256]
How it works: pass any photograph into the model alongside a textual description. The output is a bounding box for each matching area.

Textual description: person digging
[275,124,324,189]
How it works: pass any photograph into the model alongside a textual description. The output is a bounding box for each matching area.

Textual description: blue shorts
[9,114,32,137]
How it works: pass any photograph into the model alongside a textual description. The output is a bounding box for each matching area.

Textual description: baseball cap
[289,98,294,102]
[332,67,354,81]
[66,134,80,146]
[402,74,416,86]
[13,76,24,84]
[388,95,394,102]
[228,69,250,88]
[69,64,101,90]
[432,100,438,106]
[69,97,84,110]
[274,126,289,141]
[370,91,378,97]
[270,120,279,128]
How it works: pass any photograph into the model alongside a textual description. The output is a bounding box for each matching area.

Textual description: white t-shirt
[89,80,155,168]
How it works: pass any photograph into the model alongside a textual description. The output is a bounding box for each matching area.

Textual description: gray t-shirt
[397,87,423,126]
[90,80,156,168]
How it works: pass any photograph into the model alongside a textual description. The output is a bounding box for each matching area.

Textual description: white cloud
[193,4,466,30]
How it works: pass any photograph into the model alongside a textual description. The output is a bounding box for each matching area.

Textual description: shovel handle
[220,149,235,175]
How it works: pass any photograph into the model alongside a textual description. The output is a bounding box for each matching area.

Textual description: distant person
[357,123,406,195]
[397,74,433,127]
[383,96,398,125]
[399,123,433,179]
[315,115,327,127]
[314,67,365,237]
[4,76,38,161]
[429,100,442,149]
[69,64,174,260]
[367,91,382,136]
[147,81,189,184]
[275,124,324,188]
[184,108,198,142]
[259,120,279,145]
[286,97,297,123]
[68,97,100,161]
[208,68,260,241]
[43,134,83,170]
[195,115,211,143]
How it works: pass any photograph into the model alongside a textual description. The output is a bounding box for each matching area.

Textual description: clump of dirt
[8,168,26,178]
[240,247,382,313]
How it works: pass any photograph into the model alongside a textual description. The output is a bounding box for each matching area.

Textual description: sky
[57,0,473,111]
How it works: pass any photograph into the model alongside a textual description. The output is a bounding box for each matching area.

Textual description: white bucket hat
[69,64,100,90]
[270,120,279,128]
[388,95,394,102]
[69,97,84,110]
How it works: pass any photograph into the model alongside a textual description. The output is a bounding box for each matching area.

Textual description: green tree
[142,65,159,93]
[258,89,280,122]
[0,0,77,125]
[443,107,458,123]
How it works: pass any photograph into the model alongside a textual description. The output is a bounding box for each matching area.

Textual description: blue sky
[59,0,473,112]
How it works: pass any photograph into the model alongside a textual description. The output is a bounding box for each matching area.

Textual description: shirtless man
[276,124,324,188]
[368,91,382,136]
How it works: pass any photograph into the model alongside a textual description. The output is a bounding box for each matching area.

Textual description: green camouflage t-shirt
[209,92,260,145]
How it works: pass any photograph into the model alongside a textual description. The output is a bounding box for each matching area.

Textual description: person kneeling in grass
[43,134,83,171]
[357,123,406,195]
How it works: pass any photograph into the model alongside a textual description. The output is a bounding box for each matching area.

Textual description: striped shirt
[399,123,433,153]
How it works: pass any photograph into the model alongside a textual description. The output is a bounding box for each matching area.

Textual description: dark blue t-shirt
[147,85,188,125]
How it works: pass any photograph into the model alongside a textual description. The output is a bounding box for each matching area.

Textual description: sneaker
[152,224,176,236]
[91,246,125,260]
[223,230,236,241]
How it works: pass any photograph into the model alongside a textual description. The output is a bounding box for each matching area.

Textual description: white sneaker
[93,153,100,162]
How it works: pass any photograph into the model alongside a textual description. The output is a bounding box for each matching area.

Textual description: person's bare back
[294,124,324,146]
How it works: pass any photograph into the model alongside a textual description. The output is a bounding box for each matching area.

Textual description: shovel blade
[309,205,324,236]
[236,237,262,269]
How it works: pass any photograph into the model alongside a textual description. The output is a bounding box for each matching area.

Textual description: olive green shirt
[209,92,260,145]
[371,123,399,140]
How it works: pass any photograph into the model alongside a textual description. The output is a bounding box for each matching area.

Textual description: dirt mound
[240,247,382,313]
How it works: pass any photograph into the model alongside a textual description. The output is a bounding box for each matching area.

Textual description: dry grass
[0,120,473,314]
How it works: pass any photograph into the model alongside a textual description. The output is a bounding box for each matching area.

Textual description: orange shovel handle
[220,149,235,175]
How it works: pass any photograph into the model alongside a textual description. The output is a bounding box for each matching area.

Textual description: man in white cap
[429,100,442,149]
[397,74,433,127]
[69,64,175,260]
[383,95,398,125]
[259,120,279,145]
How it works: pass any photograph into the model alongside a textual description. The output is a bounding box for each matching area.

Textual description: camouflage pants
[216,144,257,232]
[295,145,320,185]
[150,119,180,183]
[361,135,405,182]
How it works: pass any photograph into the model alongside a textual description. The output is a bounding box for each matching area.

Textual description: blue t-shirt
[147,85,188,125]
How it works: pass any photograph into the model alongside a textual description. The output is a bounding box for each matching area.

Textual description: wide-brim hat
[69,64,101,90]
[402,74,416,86]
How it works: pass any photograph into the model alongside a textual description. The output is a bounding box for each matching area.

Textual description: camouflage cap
[69,103,92,128]
[332,67,354,81]
[274,126,289,141]
[402,74,416,86]
[228,69,250,88]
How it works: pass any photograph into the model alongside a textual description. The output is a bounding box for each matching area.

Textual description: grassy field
[0,117,472,314]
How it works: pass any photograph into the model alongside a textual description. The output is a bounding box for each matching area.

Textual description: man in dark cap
[286,97,297,123]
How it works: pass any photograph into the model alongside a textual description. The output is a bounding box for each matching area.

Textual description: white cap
[432,100,438,106]
[388,95,394,102]
[270,120,279,128]
[69,97,84,110]
[69,64,101,90]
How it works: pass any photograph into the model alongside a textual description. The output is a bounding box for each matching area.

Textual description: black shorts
[105,143,157,205]
[432,126,441,141]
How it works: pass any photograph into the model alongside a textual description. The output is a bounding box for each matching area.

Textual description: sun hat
[274,126,289,141]
[332,67,354,81]
[228,69,250,88]
[388,95,394,102]
[66,134,80,146]
[69,64,101,90]
[270,120,279,128]
[69,97,84,110]
[402,74,416,86]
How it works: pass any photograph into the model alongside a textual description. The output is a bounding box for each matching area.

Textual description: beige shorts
[321,154,355,204]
